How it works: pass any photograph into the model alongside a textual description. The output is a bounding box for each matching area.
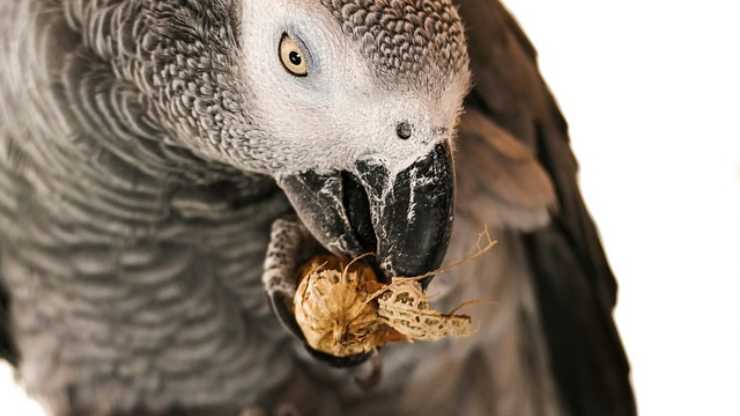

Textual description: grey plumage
[0,1,635,416]
[318,0,468,87]
[1,2,293,413]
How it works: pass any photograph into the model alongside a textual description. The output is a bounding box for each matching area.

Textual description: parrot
[0,1,636,415]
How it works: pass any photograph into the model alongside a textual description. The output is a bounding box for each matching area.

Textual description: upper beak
[279,143,455,281]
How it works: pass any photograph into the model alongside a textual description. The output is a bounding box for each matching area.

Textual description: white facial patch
[240,0,470,178]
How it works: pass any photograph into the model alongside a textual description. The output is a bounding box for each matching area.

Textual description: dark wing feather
[457,1,636,415]
[0,259,17,365]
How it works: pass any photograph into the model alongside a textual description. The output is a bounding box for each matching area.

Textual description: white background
[508,1,740,415]
[1,1,739,415]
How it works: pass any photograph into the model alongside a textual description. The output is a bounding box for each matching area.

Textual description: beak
[279,143,455,281]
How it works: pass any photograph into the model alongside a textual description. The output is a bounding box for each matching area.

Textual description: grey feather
[318,0,469,89]
[1,2,292,414]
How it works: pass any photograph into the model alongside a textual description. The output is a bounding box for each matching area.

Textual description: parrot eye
[279,33,309,77]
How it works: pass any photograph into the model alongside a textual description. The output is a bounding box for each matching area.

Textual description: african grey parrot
[0,1,636,415]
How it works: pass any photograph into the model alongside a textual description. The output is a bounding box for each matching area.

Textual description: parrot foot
[262,216,323,341]
[262,217,380,372]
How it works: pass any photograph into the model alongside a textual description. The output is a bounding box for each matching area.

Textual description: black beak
[353,143,455,278]
[280,143,455,281]
[277,143,454,366]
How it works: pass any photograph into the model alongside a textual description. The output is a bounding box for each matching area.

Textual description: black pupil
[289,51,302,66]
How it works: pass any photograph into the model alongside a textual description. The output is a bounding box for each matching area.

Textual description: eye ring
[279,33,309,77]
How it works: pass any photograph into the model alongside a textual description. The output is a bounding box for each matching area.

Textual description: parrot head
[150,0,470,281]
[242,0,470,279]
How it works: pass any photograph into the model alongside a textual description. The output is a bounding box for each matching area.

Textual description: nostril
[396,121,412,140]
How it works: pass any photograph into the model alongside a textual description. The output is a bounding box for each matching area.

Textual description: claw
[262,217,317,339]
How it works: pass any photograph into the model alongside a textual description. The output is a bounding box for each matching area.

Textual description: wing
[0,268,16,365]
[448,1,636,415]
